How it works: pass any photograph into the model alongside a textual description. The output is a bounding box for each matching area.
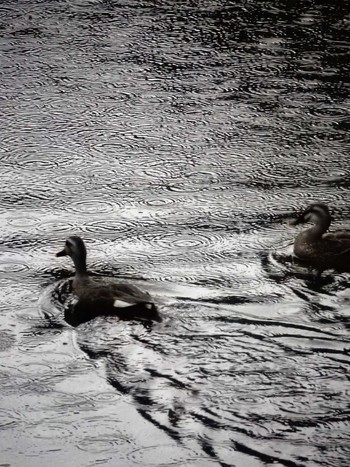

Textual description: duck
[288,202,350,272]
[56,236,161,324]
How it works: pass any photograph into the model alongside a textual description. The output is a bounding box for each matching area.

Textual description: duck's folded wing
[322,233,350,256]
[108,282,153,305]
[323,229,350,241]
[80,279,153,307]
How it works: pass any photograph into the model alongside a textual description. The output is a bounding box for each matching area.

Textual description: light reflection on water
[1,0,350,466]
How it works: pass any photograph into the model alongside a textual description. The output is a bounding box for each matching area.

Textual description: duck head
[288,203,331,227]
[56,236,87,265]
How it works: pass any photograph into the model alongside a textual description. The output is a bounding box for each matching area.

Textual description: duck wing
[74,277,152,305]
[323,229,350,241]
[321,232,350,256]
[105,282,162,321]
[108,282,153,307]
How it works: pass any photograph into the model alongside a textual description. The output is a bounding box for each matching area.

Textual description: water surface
[1,1,350,466]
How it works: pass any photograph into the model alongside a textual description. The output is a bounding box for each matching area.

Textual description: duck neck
[308,216,331,239]
[73,255,88,278]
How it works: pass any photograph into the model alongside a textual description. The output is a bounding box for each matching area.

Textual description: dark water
[1,1,350,465]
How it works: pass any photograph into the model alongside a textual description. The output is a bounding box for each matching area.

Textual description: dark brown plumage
[289,203,350,272]
[56,236,161,323]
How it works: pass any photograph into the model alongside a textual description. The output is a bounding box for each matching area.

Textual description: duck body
[289,203,350,272]
[72,275,159,320]
[56,236,161,324]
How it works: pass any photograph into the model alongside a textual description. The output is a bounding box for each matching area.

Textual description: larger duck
[289,202,350,272]
[56,236,161,323]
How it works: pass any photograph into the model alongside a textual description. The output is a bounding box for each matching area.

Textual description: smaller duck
[288,203,350,272]
[56,236,161,324]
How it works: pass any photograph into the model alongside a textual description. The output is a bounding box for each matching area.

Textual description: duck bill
[287,214,305,227]
[56,249,67,257]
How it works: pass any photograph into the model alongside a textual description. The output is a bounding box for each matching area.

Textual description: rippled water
[1,1,350,465]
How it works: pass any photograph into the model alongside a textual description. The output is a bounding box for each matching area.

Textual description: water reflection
[1,0,350,465]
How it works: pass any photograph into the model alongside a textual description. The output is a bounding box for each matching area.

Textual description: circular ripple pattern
[85,219,143,236]
[51,173,89,188]
[0,260,29,274]
[153,231,213,250]
[31,423,74,439]
[7,215,41,228]
[77,438,125,454]
[67,199,116,215]
[127,445,202,466]
[0,145,77,170]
